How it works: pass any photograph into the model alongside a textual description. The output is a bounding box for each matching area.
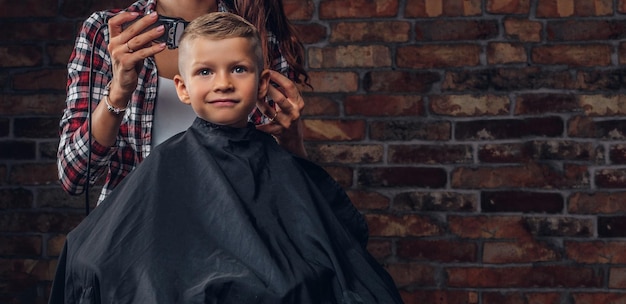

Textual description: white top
[152,77,197,147]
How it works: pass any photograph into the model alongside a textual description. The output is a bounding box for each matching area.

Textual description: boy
[49,12,403,304]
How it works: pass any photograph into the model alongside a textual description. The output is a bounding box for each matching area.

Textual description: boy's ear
[257,69,271,101]
[173,75,191,105]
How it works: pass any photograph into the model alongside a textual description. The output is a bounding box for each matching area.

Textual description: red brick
[397,45,481,68]
[0,0,56,17]
[596,169,626,188]
[430,94,510,116]
[532,45,612,67]
[0,236,42,256]
[347,190,390,210]
[14,117,61,138]
[322,166,353,188]
[369,120,450,141]
[416,20,498,41]
[573,293,626,304]
[610,144,626,164]
[301,95,339,116]
[319,0,399,19]
[515,93,579,114]
[0,94,66,115]
[525,216,593,237]
[455,117,564,140]
[487,42,527,64]
[364,71,439,93]
[577,71,624,91]
[393,191,477,212]
[2,21,76,42]
[547,20,626,41]
[482,191,563,213]
[479,143,532,163]
[487,0,530,14]
[491,67,575,90]
[483,240,559,263]
[0,46,43,68]
[47,234,66,257]
[568,240,626,263]
[449,215,529,239]
[365,214,442,237]
[405,0,482,17]
[504,18,542,42]
[569,192,626,214]
[358,167,447,188]
[13,69,68,91]
[388,144,473,164]
[579,95,626,116]
[9,163,58,186]
[345,95,424,116]
[330,22,410,42]
[483,292,562,304]
[305,143,383,164]
[401,290,476,304]
[293,23,326,44]
[452,163,589,189]
[366,239,392,260]
[568,116,626,139]
[5,144,32,163]
[308,45,391,68]
[305,71,359,93]
[532,140,599,162]
[0,212,84,233]
[609,267,626,288]
[447,266,602,288]
[302,119,365,141]
[283,0,315,20]
[599,216,626,237]
[537,0,613,17]
[0,188,33,209]
[397,239,477,262]
[385,263,437,287]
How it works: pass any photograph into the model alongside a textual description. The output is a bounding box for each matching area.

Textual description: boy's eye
[199,69,212,76]
[233,66,247,73]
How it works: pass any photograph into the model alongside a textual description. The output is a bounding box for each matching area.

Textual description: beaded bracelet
[103,81,129,115]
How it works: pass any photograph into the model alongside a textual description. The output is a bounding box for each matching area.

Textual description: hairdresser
[57,0,309,205]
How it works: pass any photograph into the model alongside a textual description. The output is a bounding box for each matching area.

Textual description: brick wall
[1,0,626,303]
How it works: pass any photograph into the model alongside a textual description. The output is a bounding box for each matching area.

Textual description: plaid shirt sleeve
[57,12,117,195]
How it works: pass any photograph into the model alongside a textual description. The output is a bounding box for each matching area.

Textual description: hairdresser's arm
[57,12,166,194]
[256,70,307,157]
[92,12,166,146]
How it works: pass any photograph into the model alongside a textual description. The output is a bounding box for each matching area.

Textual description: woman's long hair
[225,0,310,87]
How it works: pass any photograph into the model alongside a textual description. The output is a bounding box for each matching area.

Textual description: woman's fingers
[108,11,140,38]
[268,70,305,113]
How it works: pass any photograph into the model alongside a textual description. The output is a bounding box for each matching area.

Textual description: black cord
[85,17,107,215]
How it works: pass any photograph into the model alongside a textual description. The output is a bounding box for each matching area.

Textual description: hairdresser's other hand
[107,11,167,102]
[256,70,307,157]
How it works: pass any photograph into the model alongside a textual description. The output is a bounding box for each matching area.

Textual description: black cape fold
[49,118,403,304]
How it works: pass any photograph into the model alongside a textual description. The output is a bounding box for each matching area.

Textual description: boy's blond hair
[178,12,265,75]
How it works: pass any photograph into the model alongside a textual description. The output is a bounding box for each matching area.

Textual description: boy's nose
[214,72,234,91]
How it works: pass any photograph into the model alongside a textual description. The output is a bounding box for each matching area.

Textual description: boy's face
[174,36,269,128]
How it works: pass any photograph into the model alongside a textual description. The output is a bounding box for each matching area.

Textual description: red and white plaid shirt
[57,0,292,204]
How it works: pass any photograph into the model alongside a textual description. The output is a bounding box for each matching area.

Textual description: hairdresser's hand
[256,70,307,157]
[106,12,167,103]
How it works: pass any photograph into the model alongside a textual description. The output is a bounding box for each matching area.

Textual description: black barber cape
[49,118,403,304]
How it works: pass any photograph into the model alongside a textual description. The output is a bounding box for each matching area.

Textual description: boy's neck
[155,0,218,21]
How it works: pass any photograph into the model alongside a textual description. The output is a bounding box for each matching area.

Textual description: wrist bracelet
[103,81,129,115]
